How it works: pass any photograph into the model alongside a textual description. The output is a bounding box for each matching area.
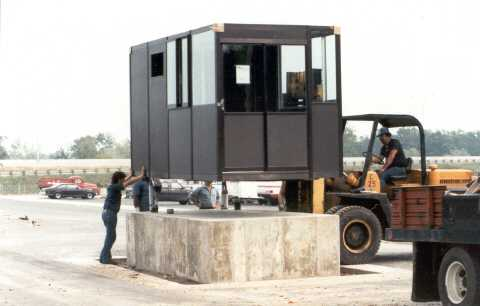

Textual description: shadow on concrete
[341,266,377,276]
[372,253,413,264]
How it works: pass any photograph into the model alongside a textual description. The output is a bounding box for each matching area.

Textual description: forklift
[320,114,473,265]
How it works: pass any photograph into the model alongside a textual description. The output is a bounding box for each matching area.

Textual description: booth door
[222,44,308,172]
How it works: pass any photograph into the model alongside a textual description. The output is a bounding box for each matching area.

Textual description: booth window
[312,35,337,102]
[279,45,306,111]
[151,53,164,77]
[181,38,189,106]
[223,44,268,112]
[192,30,216,106]
[222,44,305,112]
[168,38,190,107]
[167,41,176,106]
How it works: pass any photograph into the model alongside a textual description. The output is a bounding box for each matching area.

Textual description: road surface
[0,195,437,306]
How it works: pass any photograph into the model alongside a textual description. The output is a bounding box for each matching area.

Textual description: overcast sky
[0,0,479,153]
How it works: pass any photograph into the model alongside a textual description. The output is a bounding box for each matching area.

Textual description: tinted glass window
[181,38,189,106]
[223,44,266,112]
[192,31,215,105]
[151,53,164,77]
[280,45,306,111]
[167,41,176,106]
[312,35,337,102]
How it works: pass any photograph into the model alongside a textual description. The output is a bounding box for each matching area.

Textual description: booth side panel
[169,108,192,179]
[192,105,218,180]
[130,44,150,174]
[311,103,341,178]
[148,40,169,178]
[267,113,308,169]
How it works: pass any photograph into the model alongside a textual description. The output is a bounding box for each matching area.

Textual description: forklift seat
[389,157,412,181]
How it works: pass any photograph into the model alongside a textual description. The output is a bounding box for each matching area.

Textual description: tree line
[0,134,130,160]
[1,128,479,160]
[344,127,480,157]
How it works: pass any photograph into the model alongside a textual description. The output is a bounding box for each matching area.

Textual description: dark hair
[111,171,127,184]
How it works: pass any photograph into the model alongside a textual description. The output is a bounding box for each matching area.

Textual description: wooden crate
[391,185,446,229]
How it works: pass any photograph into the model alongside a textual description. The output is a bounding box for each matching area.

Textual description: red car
[37,176,100,194]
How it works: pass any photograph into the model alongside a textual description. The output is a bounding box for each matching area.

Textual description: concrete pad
[126,210,339,283]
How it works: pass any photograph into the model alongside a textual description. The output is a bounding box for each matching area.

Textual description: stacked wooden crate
[391,185,446,229]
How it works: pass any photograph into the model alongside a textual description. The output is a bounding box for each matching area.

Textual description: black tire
[54,193,62,199]
[336,205,382,265]
[438,247,480,306]
[325,205,345,215]
[86,193,94,200]
[179,200,187,205]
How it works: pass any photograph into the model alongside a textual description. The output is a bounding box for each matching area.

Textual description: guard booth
[130,23,343,181]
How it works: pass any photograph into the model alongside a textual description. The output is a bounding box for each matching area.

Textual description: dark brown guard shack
[130,23,342,181]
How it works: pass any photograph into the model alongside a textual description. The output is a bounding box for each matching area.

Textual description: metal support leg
[312,178,325,214]
[278,181,287,212]
[221,181,229,210]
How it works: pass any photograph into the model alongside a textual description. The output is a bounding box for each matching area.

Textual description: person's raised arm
[123,166,145,188]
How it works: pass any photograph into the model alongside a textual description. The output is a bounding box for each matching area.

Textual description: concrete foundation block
[126,210,339,283]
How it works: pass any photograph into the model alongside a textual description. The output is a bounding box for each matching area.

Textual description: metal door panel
[130,44,150,174]
[266,113,308,169]
[311,103,341,178]
[224,113,264,171]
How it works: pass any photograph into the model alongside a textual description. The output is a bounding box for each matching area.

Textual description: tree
[113,139,130,158]
[8,141,41,159]
[0,137,8,159]
[49,147,70,159]
[70,136,98,159]
[69,134,130,159]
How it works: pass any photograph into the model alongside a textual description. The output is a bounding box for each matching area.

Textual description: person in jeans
[100,166,144,264]
[133,176,150,212]
[188,181,220,209]
[376,127,408,188]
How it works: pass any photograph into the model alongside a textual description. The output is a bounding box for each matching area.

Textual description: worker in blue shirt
[189,181,220,209]
[100,166,144,264]
[133,176,151,212]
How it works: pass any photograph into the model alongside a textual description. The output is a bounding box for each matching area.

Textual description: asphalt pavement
[0,194,437,306]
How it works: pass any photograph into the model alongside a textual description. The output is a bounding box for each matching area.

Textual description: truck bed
[386,193,480,245]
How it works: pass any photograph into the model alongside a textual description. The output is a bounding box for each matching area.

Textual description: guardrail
[343,156,480,168]
[0,157,478,177]
[0,167,131,177]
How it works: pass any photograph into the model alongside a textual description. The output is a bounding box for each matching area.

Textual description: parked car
[124,180,192,204]
[257,181,282,206]
[45,184,96,200]
[38,176,100,194]
[156,181,192,204]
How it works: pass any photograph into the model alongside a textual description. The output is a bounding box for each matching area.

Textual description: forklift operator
[375,127,408,187]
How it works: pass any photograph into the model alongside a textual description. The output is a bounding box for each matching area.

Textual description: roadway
[0,195,435,306]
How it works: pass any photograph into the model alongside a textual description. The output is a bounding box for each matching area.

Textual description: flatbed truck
[386,192,480,305]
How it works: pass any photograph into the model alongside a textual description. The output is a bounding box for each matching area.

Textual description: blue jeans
[380,167,407,187]
[100,209,117,264]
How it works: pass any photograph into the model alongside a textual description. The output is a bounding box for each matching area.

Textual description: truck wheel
[55,193,62,199]
[438,247,480,306]
[86,193,94,199]
[336,206,382,265]
[325,205,345,215]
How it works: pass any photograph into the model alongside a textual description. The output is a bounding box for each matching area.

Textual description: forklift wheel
[336,206,382,265]
[438,247,480,306]
[325,205,345,215]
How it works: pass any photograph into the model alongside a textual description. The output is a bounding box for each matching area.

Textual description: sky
[0,0,479,153]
